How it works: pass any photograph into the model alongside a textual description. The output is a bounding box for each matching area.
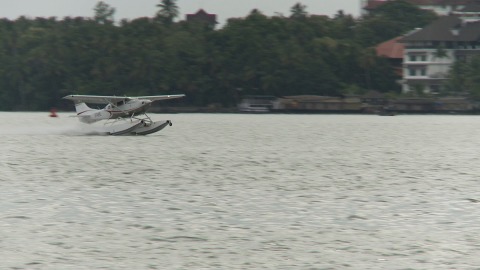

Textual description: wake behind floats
[63,94,185,135]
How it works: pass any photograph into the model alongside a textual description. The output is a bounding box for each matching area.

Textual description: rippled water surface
[2,113,480,269]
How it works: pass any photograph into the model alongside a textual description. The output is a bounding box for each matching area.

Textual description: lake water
[1,112,480,269]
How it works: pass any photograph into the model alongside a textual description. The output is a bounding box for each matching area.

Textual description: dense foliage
[0,0,437,110]
[448,55,480,99]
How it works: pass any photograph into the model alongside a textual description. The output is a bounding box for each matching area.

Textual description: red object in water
[49,108,58,117]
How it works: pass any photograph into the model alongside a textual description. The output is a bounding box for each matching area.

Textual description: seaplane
[63,94,185,135]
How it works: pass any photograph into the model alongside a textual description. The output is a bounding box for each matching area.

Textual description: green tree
[448,55,480,98]
[358,48,376,90]
[373,0,437,27]
[93,1,115,24]
[156,0,179,25]
[432,45,449,60]
[290,3,308,19]
[355,0,437,47]
[0,2,430,111]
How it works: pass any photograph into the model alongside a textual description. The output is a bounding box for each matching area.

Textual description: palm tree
[156,0,179,25]
[93,1,115,24]
[290,3,307,19]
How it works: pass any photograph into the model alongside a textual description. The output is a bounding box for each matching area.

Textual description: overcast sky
[0,0,361,25]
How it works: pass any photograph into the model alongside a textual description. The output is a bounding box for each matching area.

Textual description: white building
[400,2,480,93]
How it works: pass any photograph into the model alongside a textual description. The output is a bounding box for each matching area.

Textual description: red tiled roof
[376,36,404,59]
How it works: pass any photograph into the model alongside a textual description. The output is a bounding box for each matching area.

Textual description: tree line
[0,0,439,110]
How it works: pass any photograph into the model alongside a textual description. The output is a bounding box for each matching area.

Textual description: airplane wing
[137,94,186,101]
[64,94,185,104]
[63,95,128,104]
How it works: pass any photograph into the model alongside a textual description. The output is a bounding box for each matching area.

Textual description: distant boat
[49,108,58,117]
[237,95,275,113]
[378,110,396,116]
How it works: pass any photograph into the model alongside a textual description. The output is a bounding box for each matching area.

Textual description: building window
[409,54,427,62]
[408,68,426,76]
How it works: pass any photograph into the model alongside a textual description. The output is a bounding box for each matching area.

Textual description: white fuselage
[77,99,152,123]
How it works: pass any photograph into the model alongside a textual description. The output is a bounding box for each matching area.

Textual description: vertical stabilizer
[74,102,93,115]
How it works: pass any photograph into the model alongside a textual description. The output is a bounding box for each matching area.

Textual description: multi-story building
[400,2,480,93]
[185,9,218,29]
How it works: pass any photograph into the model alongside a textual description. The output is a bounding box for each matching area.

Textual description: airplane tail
[74,102,93,115]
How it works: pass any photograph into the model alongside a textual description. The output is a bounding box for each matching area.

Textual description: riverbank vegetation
[0,0,441,110]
